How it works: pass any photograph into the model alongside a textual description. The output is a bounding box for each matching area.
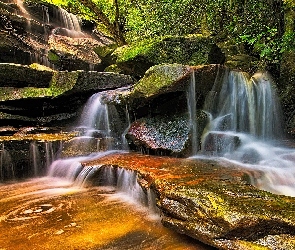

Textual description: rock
[126,114,190,156]
[47,34,103,71]
[279,51,295,139]
[0,127,77,180]
[201,132,241,156]
[0,64,134,126]
[112,35,225,78]
[0,63,54,87]
[116,64,221,106]
[83,152,295,250]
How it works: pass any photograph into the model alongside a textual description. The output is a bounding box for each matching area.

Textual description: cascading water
[75,92,128,151]
[187,70,198,155]
[0,144,14,181]
[29,142,41,176]
[195,68,295,196]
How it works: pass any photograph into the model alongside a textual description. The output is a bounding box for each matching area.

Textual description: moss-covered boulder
[48,35,103,71]
[112,35,225,78]
[83,152,295,250]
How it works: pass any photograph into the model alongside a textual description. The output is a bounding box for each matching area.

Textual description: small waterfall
[187,70,198,155]
[51,7,84,38]
[58,8,81,32]
[202,70,282,141]
[47,150,160,217]
[29,142,41,177]
[75,92,128,150]
[0,144,14,181]
[78,93,111,138]
[45,142,54,168]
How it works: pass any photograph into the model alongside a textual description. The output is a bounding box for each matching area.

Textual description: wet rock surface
[126,114,191,156]
[84,152,295,250]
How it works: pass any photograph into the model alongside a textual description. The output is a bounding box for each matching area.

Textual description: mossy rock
[0,63,55,88]
[112,35,225,78]
[132,64,191,99]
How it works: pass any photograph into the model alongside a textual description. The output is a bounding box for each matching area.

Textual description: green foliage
[31,0,294,67]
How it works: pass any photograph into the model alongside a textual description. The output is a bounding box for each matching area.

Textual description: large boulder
[83,152,295,250]
[111,35,225,78]
[126,114,190,156]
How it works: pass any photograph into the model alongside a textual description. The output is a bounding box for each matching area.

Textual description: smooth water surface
[0,178,214,250]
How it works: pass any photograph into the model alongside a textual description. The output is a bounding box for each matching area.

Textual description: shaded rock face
[279,51,295,139]
[0,127,76,181]
[83,152,295,250]
[0,63,54,87]
[201,132,241,156]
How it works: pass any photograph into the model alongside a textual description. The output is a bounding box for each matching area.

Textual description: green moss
[47,50,60,63]
[29,63,55,72]
[0,87,53,101]
[113,35,218,66]
[131,63,190,98]
[49,71,80,96]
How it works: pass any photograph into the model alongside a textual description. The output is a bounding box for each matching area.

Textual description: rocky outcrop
[279,51,295,139]
[0,126,77,180]
[0,63,54,87]
[0,0,114,71]
[83,152,295,250]
[112,35,225,78]
[0,63,134,127]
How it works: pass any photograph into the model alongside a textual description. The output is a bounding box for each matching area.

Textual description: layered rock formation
[83,152,295,250]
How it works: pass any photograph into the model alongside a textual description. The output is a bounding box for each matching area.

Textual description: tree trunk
[80,0,126,45]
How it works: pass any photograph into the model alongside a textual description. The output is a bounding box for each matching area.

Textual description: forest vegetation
[34,0,295,69]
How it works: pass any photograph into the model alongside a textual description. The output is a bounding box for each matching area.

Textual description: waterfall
[0,144,14,181]
[47,151,160,218]
[187,70,198,155]
[29,142,41,177]
[51,7,84,38]
[75,92,128,151]
[78,93,111,138]
[196,69,295,197]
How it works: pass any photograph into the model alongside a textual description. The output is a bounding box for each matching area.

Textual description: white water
[193,69,295,197]
[47,150,160,218]
[76,92,129,150]
[187,70,198,155]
